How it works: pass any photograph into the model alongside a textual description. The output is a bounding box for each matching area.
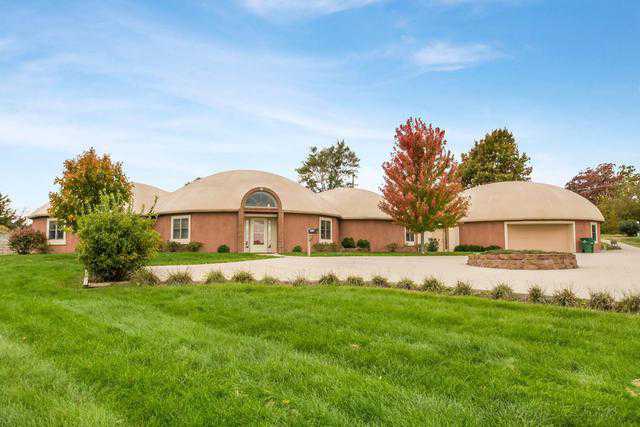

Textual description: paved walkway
[151,246,640,299]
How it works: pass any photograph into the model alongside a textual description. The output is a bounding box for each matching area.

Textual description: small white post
[307,231,311,257]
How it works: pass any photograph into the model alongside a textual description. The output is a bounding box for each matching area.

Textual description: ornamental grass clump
[451,281,473,296]
[422,277,446,293]
[204,270,226,284]
[165,271,193,285]
[130,269,160,286]
[345,275,365,287]
[318,272,340,285]
[291,275,308,287]
[588,291,616,311]
[552,288,579,307]
[617,294,640,314]
[231,271,255,283]
[395,278,417,290]
[491,283,514,300]
[371,275,390,288]
[260,275,280,285]
[527,286,545,303]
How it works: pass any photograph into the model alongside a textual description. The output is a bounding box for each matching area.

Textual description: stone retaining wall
[467,252,578,270]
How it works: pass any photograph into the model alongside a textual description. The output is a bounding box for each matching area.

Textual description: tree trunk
[419,231,425,254]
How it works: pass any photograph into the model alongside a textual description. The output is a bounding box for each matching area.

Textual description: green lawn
[1,254,640,425]
[603,234,640,248]
[285,251,474,257]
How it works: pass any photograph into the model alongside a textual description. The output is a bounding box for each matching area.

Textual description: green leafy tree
[296,140,360,193]
[49,148,133,232]
[76,195,161,282]
[458,128,532,189]
[0,193,25,229]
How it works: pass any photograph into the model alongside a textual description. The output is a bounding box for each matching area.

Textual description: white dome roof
[155,170,339,216]
[318,188,390,220]
[460,181,605,223]
[28,182,168,218]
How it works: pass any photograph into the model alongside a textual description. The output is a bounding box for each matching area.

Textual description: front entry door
[250,219,268,253]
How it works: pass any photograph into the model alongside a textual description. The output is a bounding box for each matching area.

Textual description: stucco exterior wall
[459,220,602,253]
[156,212,238,253]
[458,221,506,249]
[282,213,340,252]
[339,219,406,252]
[31,217,79,254]
[575,220,601,252]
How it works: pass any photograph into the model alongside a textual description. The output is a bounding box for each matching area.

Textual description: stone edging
[467,252,578,270]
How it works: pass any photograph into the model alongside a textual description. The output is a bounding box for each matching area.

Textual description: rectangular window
[319,217,332,242]
[405,228,415,245]
[171,216,190,242]
[591,223,598,242]
[47,219,65,242]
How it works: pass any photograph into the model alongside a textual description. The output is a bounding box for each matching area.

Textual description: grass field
[21,252,274,268]
[603,234,640,248]
[1,254,640,425]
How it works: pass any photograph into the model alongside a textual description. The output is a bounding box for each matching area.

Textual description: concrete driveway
[151,245,640,299]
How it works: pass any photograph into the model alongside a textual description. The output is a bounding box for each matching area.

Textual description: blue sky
[1,0,639,213]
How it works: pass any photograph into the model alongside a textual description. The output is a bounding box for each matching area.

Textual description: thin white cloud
[240,0,382,19]
[413,41,503,71]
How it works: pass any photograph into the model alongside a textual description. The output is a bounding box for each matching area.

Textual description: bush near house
[427,238,439,252]
[313,242,339,252]
[8,227,48,255]
[356,239,370,251]
[217,244,230,253]
[161,241,203,253]
[292,245,302,253]
[385,242,399,252]
[341,237,356,249]
[76,201,160,282]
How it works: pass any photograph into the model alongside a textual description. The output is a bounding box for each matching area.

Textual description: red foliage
[565,163,627,204]
[379,118,468,243]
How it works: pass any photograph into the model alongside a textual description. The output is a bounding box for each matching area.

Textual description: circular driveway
[151,245,640,299]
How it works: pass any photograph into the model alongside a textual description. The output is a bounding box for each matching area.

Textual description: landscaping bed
[468,250,578,270]
[285,251,474,257]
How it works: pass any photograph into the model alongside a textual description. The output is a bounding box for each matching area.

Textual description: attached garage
[505,222,575,252]
[457,181,605,253]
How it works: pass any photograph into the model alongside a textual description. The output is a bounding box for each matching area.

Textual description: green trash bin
[580,237,595,253]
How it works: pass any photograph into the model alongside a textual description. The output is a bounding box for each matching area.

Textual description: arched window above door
[245,191,278,208]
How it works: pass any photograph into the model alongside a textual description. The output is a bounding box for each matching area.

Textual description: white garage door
[506,223,575,252]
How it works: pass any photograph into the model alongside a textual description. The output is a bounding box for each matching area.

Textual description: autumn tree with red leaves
[564,163,631,204]
[379,118,469,253]
[49,148,133,232]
